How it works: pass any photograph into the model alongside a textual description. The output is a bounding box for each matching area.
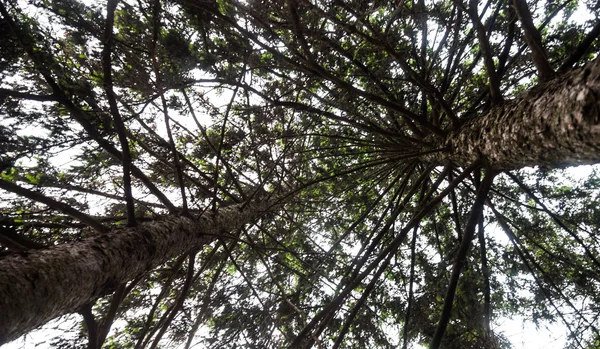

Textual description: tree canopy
[0,0,600,348]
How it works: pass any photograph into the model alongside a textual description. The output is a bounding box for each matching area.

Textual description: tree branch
[150,0,188,213]
[288,161,481,348]
[0,2,177,213]
[559,20,600,72]
[80,304,99,349]
[102,0,137,227]
[402,225,420,349]
[429,169,497,349]
[474,173,491,334]
[148,252,197,349]
[461,0,503,104]
[508,172,600,270]
[0,179,108,234]
[512,0,555,81]
[134,254,187,349]
[489,202,587,349]
[0,88,56,102]
[0,226,46,251]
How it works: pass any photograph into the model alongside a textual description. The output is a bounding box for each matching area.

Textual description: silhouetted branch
[460,0,503,104]
[0,179,108,234]
[512,0,555,81]
[559,20,600,72]
[134,254,187,349]
[430,169,497,349]
[0,2,177,213]
[150,0,188,213]
[0,88,56,102]
[148,252,196,349]
[508,173,600,270]
[474,173,491,334]
[102,0,137,227]
[0,226,46,251]
[489,202,586,349]
[402,226,419,349]
[289,161,481,348]
[80,304,99,349]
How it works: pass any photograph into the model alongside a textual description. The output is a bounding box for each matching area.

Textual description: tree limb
[512,0,555,81]
[429,169,497,349]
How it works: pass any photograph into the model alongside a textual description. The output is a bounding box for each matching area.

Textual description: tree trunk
[0,200,277,344]
[426,57,600,170]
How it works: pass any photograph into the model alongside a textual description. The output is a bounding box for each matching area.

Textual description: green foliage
[1,0,600,348]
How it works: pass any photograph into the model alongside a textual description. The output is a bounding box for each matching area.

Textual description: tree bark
[426,56,600,170]
[0,200,278,344]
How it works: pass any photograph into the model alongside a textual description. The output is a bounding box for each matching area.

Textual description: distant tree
[1,0,599,348]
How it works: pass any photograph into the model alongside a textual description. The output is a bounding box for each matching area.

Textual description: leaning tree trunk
[0,200,278,344]
[425,56,600,170]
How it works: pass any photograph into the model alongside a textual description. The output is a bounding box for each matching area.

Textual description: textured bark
[427,57,600,170]
[0,200,277,344]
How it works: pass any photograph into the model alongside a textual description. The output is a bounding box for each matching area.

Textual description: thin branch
[441,9,468,94]
[0,88,56,102]
[0,179,108,234]
[213,6,448,135]
[183,258,226,349]
[311,166,464,347]
[499,210,600,329]
[150,0,188,213]
[37,181,164,209]
[212,66,244,211]
[327,163,416,253]
[402,226,421,349]
[331,245,394,349]
[102,0,136,226]
[148,252,197,349]
[0,226,46,251]
[80,304,99,349]
[489,203,586,349]
[429,169,497,349]
[134,254,187,349]
[559,20,600,72]
[123,105,234,201]
[0,3,177,213]
[96,284,128,348]
[220,238,288,340]
[288,161,481,348]
[181,89,246,201]
[324,1,460,126]
[449,168,463,241]
[508,173,600,271]
[502,0,570,80]
[427,6,456,75]
[348,164,436,283]
[496,5,516,79]
[474,173,491,334]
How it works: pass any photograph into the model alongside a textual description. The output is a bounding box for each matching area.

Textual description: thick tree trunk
[0,200,277,344]
[427,57,600,170]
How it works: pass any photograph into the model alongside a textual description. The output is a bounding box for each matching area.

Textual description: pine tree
[1,0,599,347]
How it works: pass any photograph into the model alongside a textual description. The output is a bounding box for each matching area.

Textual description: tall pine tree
[1,0,599,347]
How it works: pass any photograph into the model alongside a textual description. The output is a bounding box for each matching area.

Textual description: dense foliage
[1,0,600,348]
